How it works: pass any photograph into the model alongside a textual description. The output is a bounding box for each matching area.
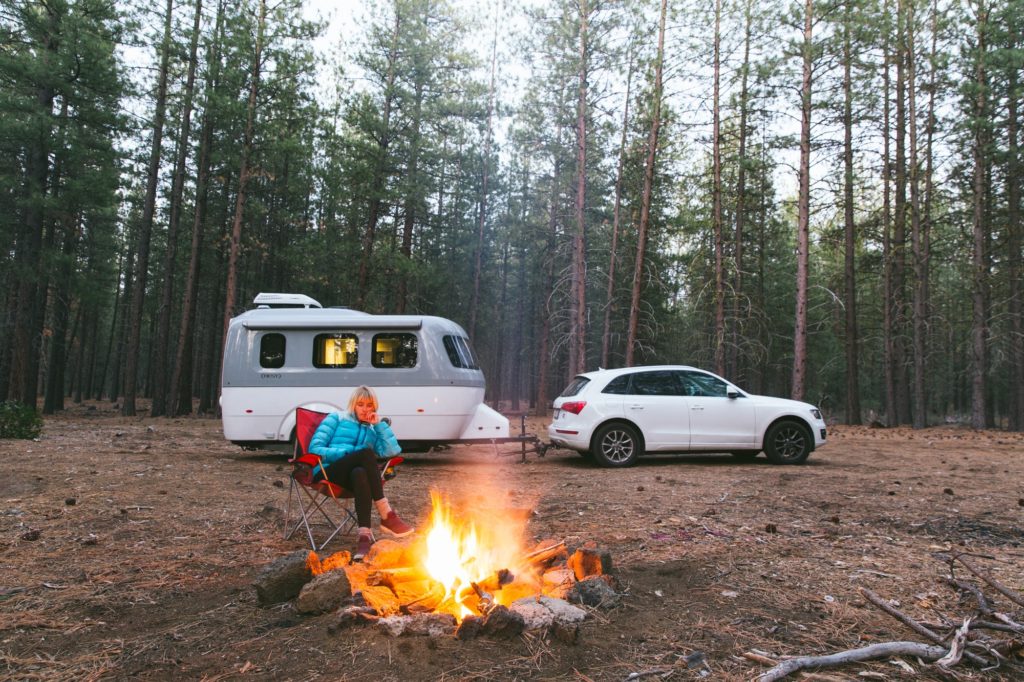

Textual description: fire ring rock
[480,604,525,639]
[509,596,586,632]
[296,570,353,614]
[254,550,315,606]
[568,576,621,609]
[377,613,457,637]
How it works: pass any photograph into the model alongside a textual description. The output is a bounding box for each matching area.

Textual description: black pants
[319,448,383,528]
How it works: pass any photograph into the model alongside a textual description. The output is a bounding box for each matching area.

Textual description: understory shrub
[0,401,43,439]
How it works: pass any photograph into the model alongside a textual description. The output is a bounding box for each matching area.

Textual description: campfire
[256,490,620,639]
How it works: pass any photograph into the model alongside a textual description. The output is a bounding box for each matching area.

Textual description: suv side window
[680,370,729,397]
[630,370,685,396]
[602,375,631,394]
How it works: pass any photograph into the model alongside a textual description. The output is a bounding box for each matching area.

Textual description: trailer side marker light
[245,409,253,414]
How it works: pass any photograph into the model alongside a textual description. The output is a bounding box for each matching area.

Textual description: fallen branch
[951,554,1024,609]
[860,587,990,666]
[946,577,993,615]
[755,641,948,681]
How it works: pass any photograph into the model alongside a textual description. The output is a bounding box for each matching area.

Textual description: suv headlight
[811,408,822,420]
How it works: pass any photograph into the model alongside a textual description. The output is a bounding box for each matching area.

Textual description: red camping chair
[284,407,403,551]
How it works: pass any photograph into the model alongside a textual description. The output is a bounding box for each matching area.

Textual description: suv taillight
[560,401,586,415]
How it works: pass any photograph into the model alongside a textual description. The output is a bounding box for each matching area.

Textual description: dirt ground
[1,403,1023,681]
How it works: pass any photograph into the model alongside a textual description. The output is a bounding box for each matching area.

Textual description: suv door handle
[691,406,704,411]
[628,404,644,410]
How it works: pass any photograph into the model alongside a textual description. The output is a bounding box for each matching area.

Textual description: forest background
[1,0,1021,431]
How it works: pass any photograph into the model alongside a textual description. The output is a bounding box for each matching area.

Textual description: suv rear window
[602,375,630,394]
[559,376,590,397]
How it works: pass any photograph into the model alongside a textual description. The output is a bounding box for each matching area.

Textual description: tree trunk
[712,0,726,377]
[9,5,57,407]
[171,0,225,416]
[569,0,590,377]
[792,0,813,402]
[730,0,754,383]
[626,0,667,367]
[222,0,266,344]
[970,1,989,430]
[601,42,634,370]
[842,0,861,425]
[907,0,926,428]
[122,0,174,416]
[882,0,896,425]
[468,11,499,337]
[1007,25,1023,431]
[357,8,401,310]
[892,0,909,424]
[152,0,203,417]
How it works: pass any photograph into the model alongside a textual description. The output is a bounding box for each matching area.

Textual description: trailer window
[260,333,286,368]
[313,334,358,368]
[443,335,479,369]
[372,333,417,368]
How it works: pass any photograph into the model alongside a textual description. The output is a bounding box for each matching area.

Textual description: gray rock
[296,569,353,614]
[377,613,457,637]
[481,604,525,639]
[254,550,315,606]
[510,596,587,631]
[568,576,621,609]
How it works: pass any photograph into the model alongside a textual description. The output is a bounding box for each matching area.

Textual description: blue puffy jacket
[308,411,401,476]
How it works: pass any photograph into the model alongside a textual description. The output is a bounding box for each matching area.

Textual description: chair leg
[284,479,359,551]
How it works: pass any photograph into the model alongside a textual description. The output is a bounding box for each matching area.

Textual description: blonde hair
[346,385,379,413]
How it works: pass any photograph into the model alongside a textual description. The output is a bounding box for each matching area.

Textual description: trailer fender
[458,403,510,440]
[277,402,343,442]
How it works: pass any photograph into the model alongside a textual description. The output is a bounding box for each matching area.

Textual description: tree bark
[9,4,57,407]
[882,0,896,425]
[626,0,667,367]
[171,0,225,416]
[970,1,989,430]
[569,0,590,377]
[842,0,861,425]
[908,0,926,428]
[222,0,267,346]
[357,7,401,310]
[792,0,813,402]
[601,41,634,370]
[152,0,203,417]
[122,0,174,416]
[712,0,726,377]
[730,0,754,383]
[469,8,499,336]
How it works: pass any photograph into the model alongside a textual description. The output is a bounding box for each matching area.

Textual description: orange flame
[421,491,533,620]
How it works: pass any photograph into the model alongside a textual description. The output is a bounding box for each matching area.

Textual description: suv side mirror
[727,390,740,399]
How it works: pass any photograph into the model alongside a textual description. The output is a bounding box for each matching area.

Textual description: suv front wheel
[591,423,642,467]
[764,420,811,464]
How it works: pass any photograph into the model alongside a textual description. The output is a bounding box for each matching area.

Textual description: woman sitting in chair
[308,385,415,560]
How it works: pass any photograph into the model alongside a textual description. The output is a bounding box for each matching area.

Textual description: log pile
[750,552,1024,681]
[253,537,621,641]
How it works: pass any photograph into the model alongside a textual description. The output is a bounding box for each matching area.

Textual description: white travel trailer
[220,293,512,451]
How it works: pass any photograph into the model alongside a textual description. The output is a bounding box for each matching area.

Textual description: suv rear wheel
[592,423,642,467]
[764,420,811,464]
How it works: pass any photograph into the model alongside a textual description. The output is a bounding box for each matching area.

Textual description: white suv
[547,365,827,467]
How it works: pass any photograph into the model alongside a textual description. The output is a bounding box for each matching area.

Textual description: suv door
[677,370,756,448]
[621,370,690,450]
